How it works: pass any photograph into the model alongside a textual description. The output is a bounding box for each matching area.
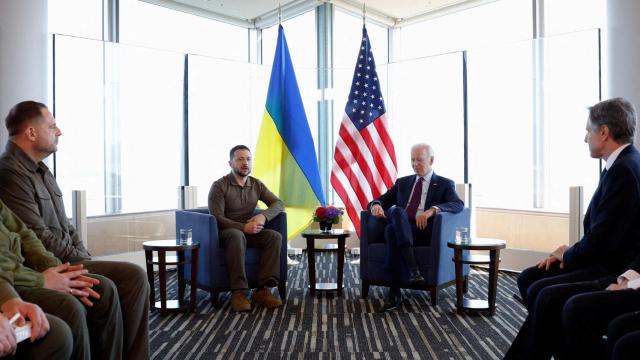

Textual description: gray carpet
[149,252,525,359]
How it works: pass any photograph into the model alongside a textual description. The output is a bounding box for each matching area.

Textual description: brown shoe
[252,288,283,309]
[230,291,251,312]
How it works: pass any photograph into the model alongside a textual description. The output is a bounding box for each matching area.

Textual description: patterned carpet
[149,252,525,359]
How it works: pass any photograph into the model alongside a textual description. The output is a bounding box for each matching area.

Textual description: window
[187,56,266,206]
[399,0,532,60]
[48,0,103,39]
[54,36,183,215]
[119,0,247,61]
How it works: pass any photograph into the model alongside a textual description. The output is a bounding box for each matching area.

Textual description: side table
[447,238,506,315]
[143,240,200,314]
[301,229,350,295]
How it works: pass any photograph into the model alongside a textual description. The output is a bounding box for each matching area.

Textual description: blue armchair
[359,208,470,305]
[175,208,288,307]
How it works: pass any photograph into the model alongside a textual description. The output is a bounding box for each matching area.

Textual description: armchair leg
[278,281,286,301]
[361,280,370,299]
[210,288,221,308]
[463,275,469,294]
[430,288,438,306]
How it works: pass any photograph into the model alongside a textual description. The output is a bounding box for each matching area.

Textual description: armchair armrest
[360,211,387,278]
[176,209,222,273]
[429,208,471,285]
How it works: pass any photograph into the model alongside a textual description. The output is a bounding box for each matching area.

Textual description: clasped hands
[370,204,437,229]
[243,213,267,234]
[43,263,100,307]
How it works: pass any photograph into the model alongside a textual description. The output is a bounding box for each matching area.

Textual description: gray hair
[411,143,434,158]
[588,97,636,144]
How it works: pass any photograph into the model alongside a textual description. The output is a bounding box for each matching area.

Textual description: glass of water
[179,228,193,245]
[455,226,470,243]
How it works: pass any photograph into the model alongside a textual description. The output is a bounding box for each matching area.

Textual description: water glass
[179,228,193,245]
[455,226,470,243]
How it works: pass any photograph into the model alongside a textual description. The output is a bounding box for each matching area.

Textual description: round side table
[447,237,506,315]
[301,229,351,295]
[143,240,200,314]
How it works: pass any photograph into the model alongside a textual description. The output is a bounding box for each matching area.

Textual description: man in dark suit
[505,97,640,359]
[368,143,463,312]
[559,254,640,359]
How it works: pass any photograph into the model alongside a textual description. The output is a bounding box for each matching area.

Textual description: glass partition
[187,55,267,206]
[386,53,465,182]
[54,35,184,216]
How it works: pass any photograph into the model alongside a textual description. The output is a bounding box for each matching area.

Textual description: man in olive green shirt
[0,101,148,359]
[209,145,285,312]
[0,198,120,360]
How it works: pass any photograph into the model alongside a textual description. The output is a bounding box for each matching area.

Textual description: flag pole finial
[278,1,282,25]
[362,2,366,27]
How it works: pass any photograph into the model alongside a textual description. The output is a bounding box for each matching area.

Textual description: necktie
[406,177,424,220]
[600,168,607,180]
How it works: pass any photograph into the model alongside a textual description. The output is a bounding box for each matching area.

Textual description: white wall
[0,0,49,148]
[606,0,640,144]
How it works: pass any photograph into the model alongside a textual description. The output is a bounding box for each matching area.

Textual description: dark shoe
[408,270,426,286]
[379,291,402,313]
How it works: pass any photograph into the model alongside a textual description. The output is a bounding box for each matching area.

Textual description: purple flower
[325,206,341,219]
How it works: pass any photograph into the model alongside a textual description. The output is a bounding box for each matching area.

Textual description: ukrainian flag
[254,25,326,239]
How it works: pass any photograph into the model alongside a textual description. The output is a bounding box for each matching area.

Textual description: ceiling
[140,0,495,28]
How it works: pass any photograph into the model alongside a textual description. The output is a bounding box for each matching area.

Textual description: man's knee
[221,229,247,250]
[120,262,149,294]
[263,229,282,250]
[45,315,74,358]
[387,207,407,222]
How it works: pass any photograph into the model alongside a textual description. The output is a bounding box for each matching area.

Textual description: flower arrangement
[313,205,344,224]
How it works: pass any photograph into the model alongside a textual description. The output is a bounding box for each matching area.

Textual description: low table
[143,240,200,314]
[447,237,506,315]
[301,229,351,295]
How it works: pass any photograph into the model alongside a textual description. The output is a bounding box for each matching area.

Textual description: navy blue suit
[507,145,640,360]
[368,172,463,271]
[518,145,640,310]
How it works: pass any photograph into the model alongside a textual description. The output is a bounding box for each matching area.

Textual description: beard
[232,167,250,177]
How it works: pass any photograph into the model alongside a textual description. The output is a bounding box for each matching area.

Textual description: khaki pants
[79,260,150,360]
[220,228,282,291]
[18,273,122,360]
[11,314,73,359]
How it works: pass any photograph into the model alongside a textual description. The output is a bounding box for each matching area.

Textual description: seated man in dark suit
[560,254,640,359]
[505,97,640,359]
[368,143,463,312]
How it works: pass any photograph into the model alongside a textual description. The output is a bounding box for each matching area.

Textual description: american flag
[330,26,397,236]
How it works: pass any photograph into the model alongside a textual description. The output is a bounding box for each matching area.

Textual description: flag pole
[362,2,366,27]
[278,1,282,25]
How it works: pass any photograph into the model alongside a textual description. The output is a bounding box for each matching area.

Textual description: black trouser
[516,263,610,310]
[506,277,612,360]
[562,288,640,360]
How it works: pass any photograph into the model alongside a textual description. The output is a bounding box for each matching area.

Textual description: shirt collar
[416,170,434,183]
[605,143,630,170]
[5,141,41,173]
[227,172,253,187]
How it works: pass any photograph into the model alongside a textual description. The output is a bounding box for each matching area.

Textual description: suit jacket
[367,172,463,243]
[563,145,640,273]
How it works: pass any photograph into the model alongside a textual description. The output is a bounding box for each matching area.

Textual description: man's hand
[43,263,101,306]
[1,298,49,342]
[415,208,437,229]
[607,277,629,291]
[536,245,568,271]
[243,220,264,234]
[248,213,267,226]
[370,204,385,218]
[0,314,16,356]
